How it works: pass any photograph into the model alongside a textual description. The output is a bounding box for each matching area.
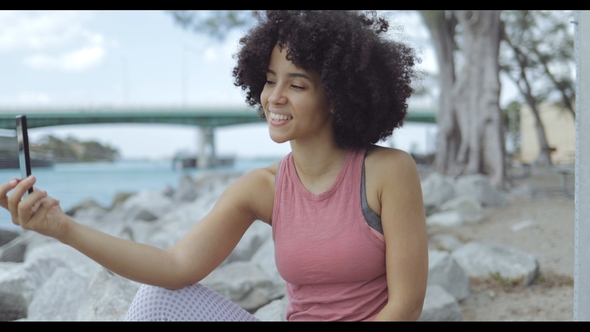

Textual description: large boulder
[428,234,463,252]
[451,242,539,285]
[0,229,21,247]
[65,199,108,217]
[0,262,29,321]
[0,235,26,263]
[201,261,281,312]
[173,174,199,202]
[254,296,288,321]
[418,285,462,321]
[77,268,141,321]
[224,221,272,265]
[110,192,135,210]
[427,250,470,301]
[251,238,286,294]
[426,211,463,227]
[439,195,485,224]
[26,267,89,321]
[421,172,457,214]
[454,174,507,207]
[120,191,176,222]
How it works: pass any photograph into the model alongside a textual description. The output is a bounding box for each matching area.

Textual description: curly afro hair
[233,10,419,150]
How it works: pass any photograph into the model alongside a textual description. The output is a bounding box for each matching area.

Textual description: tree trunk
[419,11,460,175]
[452,11,507,188]
[502,30,554,167]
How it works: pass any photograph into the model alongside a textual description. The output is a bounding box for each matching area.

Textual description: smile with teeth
[269,111,292,121]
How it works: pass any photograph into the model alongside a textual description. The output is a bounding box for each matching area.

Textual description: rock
[121,190,175,222]
[427,250,470,301]
[454,174,507,207]
[26,267,89,321]
[254,296,288,321]
[65,199,108,217]
[426,211,463,227]
[0,236,26,263]
[421,172,457,214]
[451,242,539,285]
[110,192,135,210]
[510,182,535,198]
[201,261,281,312]
[251,238,286,294]
[161,185,175,198]
[511,220,538,232]
[174,174,199,202]
[224,221,272,264]
[0,229,21,247]
[0,262,28,321]
[0,249,74,320]
[418,285,462,321]
[25,242,101,280]
[77,268,141,321]
[440,195,485,224]
[428,234,463,252]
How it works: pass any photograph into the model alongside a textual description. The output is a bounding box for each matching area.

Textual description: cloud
[24,44,106,72]
[1,11,109,72]
[0,91,51,106]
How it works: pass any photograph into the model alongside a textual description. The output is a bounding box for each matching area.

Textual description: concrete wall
[520,103,575,165]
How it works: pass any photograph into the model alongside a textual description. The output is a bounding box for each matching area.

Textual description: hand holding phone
[16,115,33,195]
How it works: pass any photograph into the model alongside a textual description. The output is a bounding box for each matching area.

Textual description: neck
[289,134,347,191]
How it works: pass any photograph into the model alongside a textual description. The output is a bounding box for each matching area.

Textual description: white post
[197,126,208,169]
[197,127,215,168]
[574,10,590,321]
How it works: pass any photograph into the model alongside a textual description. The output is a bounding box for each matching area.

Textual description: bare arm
[367,149,428,321]
[1,168,275,290]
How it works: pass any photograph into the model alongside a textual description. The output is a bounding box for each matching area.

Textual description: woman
[1,10,427,321]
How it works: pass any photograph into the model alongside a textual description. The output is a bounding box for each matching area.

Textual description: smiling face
[260,45,333,146]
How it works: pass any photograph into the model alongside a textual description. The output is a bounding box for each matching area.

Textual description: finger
[18,190,48,224]
[0,178,20,209]
[7,176,36,221]
[26,196,61,232]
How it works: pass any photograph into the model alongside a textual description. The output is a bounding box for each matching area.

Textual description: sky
[0,11,444,159]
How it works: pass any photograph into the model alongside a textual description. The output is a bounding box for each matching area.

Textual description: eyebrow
[266,69,312,81]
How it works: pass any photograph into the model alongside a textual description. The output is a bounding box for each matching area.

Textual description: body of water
[0,157,282,231]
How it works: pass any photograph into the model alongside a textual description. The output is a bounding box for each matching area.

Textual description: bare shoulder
[363,146,422,218]
[219,161,278,225]
[365,145,419,180]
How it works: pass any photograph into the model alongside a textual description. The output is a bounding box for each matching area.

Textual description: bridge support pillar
[197,126,216,168]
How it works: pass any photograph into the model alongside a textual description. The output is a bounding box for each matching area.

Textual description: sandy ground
[423,167,576,321]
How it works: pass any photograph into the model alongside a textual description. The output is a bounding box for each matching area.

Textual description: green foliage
[488,271,524,287]
[500,11,575,116]
[502,100,522,154]
[32,135,120,163]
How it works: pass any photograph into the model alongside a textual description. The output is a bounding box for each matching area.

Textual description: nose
[268,84,287,105]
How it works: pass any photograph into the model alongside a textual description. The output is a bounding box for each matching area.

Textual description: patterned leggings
[125,283,259,321]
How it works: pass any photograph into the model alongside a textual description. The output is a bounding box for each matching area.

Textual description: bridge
[0,106,436,167]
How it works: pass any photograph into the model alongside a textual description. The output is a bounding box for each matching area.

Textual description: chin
[268,130,290,144]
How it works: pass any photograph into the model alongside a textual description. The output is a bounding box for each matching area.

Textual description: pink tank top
[272,149,388,321]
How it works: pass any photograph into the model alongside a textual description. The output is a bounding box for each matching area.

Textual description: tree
[420,11,507,188]
[500,10,575,167]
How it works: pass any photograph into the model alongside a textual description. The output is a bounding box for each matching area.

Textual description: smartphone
[16,115,33,195]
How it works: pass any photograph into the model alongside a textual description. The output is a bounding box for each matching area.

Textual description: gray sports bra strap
[361,161,383,234]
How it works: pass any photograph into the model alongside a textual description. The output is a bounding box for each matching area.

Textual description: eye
[291,84,304,90]
[265,80,275,85]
